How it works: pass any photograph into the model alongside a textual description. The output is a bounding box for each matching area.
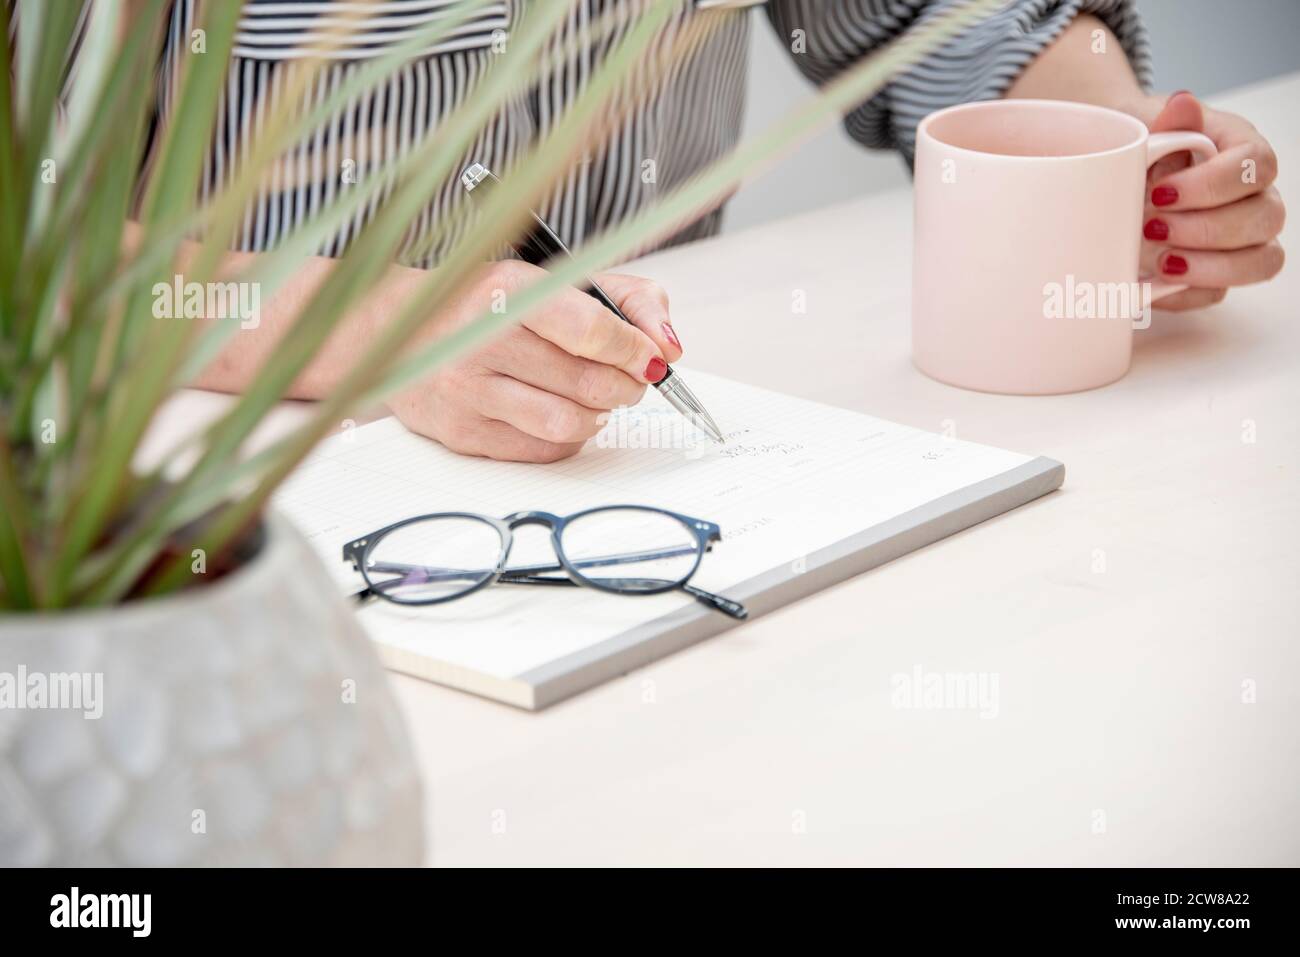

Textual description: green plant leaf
[79,0,593,602]
[2,0,1006,609]
[49,0,245,603]
[129,0,686,600]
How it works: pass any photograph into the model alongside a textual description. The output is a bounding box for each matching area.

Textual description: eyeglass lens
[559,507,700,592]
[363,515,502,602]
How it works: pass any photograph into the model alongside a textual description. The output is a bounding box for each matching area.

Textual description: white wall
[723,0,1300,232]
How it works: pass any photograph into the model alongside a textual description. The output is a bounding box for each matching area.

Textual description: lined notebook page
[275,370,1030,686]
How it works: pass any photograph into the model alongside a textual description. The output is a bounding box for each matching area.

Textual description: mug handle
[1142,131,1219,310]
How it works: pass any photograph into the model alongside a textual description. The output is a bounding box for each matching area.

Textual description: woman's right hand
[387,260,682,463]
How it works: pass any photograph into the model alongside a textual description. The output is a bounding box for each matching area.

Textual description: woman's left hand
[1134,91,1285,310]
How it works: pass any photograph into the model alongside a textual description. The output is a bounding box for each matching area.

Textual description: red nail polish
[644,356,668,383]
[1143,218,1169,241]
[661,322,681,350]
[1162,253,1188,276]
[1152,185,1179,207]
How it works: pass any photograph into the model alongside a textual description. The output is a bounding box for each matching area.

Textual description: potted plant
[0,0,997,866]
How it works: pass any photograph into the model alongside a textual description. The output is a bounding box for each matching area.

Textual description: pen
[460,162,725,444]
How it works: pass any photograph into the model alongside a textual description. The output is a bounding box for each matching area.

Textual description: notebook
[274,370,1063,709]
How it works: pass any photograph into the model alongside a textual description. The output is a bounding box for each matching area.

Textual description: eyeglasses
[342,506,748,619]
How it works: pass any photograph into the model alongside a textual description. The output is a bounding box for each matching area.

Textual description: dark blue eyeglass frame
[342,505,748,619]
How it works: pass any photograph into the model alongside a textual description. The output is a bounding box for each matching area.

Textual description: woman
[149,0,1284,461]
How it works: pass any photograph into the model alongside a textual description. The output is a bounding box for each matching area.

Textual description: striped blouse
[141,0,1153,265]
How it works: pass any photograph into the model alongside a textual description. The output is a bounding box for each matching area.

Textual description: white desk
[153,74,1300,865]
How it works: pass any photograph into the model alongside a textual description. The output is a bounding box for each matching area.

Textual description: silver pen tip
[656,371,725,444]
[696,412,725,445]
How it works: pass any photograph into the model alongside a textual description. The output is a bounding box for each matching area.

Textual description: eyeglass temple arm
[360,544,699,582]
[497,573,748,620]
[352,547,747,619]
[681,583,748,619]
[352,549,697,601]
[505,544,698,575]
[349,550,693,602]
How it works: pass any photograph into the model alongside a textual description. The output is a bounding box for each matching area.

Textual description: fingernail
[1170,89,1192,99]
[644,356,668,383]
[1162,253,1189,276]
[1143,218,1169,241]
[661,321,681,350]
[1152,185,1179,207]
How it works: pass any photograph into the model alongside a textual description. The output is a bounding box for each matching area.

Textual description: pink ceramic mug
[911,99,1217,394]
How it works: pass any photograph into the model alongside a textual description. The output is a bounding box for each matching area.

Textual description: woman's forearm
[1006,14,1158,120]
[191,251,420,400]
[126,220,424,399]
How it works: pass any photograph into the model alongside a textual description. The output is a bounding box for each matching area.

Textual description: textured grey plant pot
[0,513,423,866]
